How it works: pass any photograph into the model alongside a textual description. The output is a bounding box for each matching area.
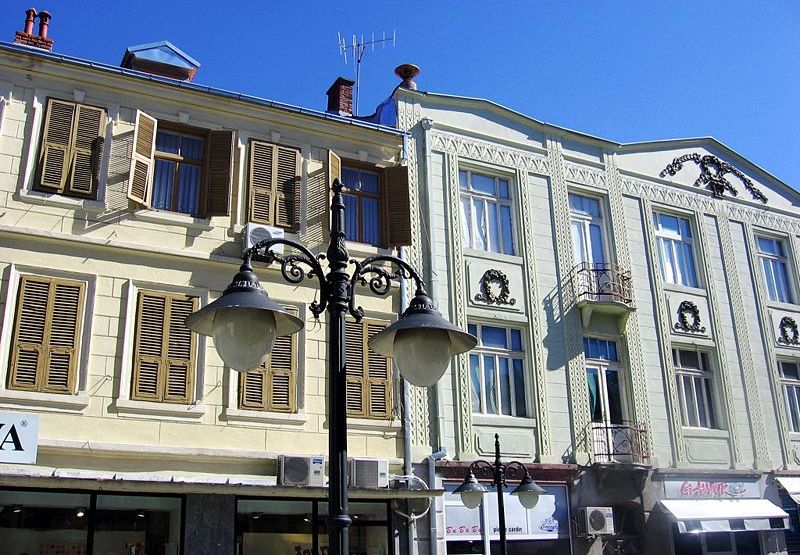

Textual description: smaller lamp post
[455,433,545,555]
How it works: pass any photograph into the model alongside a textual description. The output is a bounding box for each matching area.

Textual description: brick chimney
[14,8,54,51]
[326,77,355,116]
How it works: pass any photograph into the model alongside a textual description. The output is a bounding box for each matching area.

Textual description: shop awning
[660,499,789,533]
[776,477,800,504]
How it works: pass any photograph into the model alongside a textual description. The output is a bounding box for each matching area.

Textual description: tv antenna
[337,30,396,116]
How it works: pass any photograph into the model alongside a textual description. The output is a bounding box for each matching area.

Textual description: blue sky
[5,1,799,187]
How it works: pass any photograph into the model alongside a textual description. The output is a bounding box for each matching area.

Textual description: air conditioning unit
[349,458,389,488]
[242,223,284,253]
[577,506,615,535]
[279,455,325,487]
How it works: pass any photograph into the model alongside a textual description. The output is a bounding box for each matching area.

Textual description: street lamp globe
[185,261,304,372]
[369,291,477,387]
[454,472,487,510]
[511,473,546,509]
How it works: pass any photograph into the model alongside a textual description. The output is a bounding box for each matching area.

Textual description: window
[239,305,300,412]
[468,323,526,417]
[779,361,800,432]
[569,193,607,265]
[584,338,623,424]
[673,349,716,428]
[342,165,383,245]
[36,98,106,198]
[756,236,795,303]
[345,319,392,419]
[7,275,85,394]
[131,290,198,404]
[653,212,699,288]
[459,169,515,255]
[127,110,234,218]
[248,140,301,231]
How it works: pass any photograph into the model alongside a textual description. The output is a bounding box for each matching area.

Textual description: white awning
[661,499,789,533]
[776,477,800,504]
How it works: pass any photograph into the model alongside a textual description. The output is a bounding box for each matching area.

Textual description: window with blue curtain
[583,337,623,424]
[342,166,382,246]
[152,129,204,216]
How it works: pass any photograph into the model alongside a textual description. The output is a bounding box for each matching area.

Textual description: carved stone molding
[563,161,607,189]
[778,316,800,346]
[430,131,550,175]
[673,300,707,334]
[660,153,767,204]
[474,269,516,306]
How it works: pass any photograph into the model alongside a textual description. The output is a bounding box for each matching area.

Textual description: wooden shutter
[345,318,392,419]
[248,140,275,225]
[206,130,234,217]
[8,275,84,394]
[39,99,75,191]
[67,104,106,196]
[275,146,301,231]
[239,305,299,412]
[127,110,157,206]
[305,149,339,247]
[132,291,197,403]
[384,165,412,247]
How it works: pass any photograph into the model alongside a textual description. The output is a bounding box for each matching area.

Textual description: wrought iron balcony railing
[574,262,634,306]
[590,420,650,465]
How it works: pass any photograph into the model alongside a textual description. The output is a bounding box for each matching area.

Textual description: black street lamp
[186,179,476,555]
[454,433,546,555]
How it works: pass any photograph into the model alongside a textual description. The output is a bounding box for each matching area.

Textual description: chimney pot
[23,8,37,35]
[394,64,420,90]
[326,77,355,116]
[37,11,51,38]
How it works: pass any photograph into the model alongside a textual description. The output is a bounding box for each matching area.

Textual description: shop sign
[663,478,759,499]
[0,411,39,464]
[443,484,568,541]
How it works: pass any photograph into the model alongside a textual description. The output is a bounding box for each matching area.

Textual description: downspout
[400,247,415,555]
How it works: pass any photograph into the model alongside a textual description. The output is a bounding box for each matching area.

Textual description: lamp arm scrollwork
[246,238,328,317]
[503,461,530,481]
[348,255,427,321]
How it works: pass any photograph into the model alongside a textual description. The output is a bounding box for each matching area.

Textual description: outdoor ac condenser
[576,506,615,535]
[278,455,325,487]
[349,458,389,488]
[242,222,284,253]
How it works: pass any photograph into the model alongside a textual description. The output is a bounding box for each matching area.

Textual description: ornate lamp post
[186,179,476,555]
[455,434,546,555]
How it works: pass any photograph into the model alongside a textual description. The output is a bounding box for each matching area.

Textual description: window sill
[663,283,707,297]
[17,189,105,213]
[768,300,800,312]
[462,248,523,266]
[133,209,214,231]
[222,407,307,426]
[112,398,206,421]
[682,427,729,439]
[347,417,402,434]
[472,414,537,429]
[345,242,396,260]
[0,389,89,414]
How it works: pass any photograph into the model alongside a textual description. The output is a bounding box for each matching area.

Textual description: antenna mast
[337,30,396,116]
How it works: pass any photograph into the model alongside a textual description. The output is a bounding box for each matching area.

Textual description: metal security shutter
[8,275,84,394]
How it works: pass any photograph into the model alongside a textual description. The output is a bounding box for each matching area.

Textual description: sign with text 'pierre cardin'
[0,411,39,464]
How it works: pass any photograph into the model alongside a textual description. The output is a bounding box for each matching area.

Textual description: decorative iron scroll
[778,316,800,346]
[674,300,707,334]
[659,153,767,204]
[474,269,516,306]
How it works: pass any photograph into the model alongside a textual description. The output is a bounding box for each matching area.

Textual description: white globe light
[460,490,484,510]
[516,489,541,510]
[212,308,276,372]
[392,328,452,387]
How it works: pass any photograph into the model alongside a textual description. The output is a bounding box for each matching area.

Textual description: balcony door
[569,193,611,298]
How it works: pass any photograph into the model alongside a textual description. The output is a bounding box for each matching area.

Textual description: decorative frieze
[430,131,550,175]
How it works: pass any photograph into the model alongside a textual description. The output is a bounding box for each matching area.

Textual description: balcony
[572,262,635,332]
[590,421,650,466]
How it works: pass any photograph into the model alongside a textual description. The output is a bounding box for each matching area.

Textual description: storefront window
[672,524,761,555]
[237,499,391,555]
[0,490,90,555]
[93,495,182,555]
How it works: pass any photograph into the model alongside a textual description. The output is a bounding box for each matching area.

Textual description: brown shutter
[132,292,165,401]
[365,320,391,418]
[9,275,84,394]
[384,165,412,247]
[206,130,234,217]
[164,295,197,403]
[275,146,301,231]
[239,305,299,412]
[127,110,157,206]
[68,104,106,196]
[39,99,75,191]
[345,319,366,417]
[248,140,275,225]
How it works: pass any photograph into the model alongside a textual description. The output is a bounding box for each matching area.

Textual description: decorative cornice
[660,153,767,204]
[563,161,607,189]
[430,130,550,175]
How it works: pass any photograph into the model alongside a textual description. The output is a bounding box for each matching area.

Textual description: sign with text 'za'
[0,411,39,463]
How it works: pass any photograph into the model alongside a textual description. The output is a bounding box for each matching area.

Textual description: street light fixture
[455,433,546,555]
[186,179,476,555]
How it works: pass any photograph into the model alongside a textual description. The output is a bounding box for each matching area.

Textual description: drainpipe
[400,247,416,555]
[428,449,447,554]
